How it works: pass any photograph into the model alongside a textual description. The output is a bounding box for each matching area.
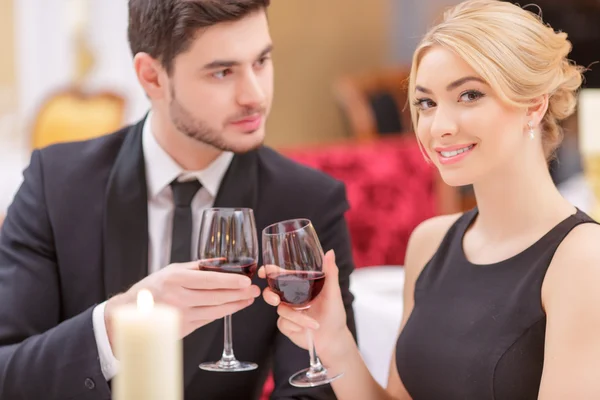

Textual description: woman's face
[413,46,530,187]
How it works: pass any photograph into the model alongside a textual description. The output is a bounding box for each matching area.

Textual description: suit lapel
[103,119,149,299]
[183,150,260,387]
[213,150,259,209]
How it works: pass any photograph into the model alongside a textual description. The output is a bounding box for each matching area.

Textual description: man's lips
[230,114,263,131]
[231,115,261,124]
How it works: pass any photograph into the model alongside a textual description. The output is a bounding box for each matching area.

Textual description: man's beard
[169,87,265,153]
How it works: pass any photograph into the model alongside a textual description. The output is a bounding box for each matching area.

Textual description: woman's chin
[439,171,475,188]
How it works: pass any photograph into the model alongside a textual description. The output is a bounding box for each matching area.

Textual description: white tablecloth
[349,265,405,387]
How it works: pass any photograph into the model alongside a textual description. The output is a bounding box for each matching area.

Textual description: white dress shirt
[92,114,234,380]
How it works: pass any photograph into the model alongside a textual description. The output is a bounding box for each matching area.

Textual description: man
[0,1,356,399]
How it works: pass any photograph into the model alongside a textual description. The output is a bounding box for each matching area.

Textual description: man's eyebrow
[201,44,274,70]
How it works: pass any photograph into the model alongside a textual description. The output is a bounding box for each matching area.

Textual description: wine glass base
[199,360,258,372]
[289,367,344,387]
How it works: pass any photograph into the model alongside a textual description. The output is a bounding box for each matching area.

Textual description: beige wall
[0,0,16,114]
[265,0,390,147]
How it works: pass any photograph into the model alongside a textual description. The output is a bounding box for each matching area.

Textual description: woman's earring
[528,121,535,140]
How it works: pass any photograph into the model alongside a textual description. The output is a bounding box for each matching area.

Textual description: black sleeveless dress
[395,208,596,400]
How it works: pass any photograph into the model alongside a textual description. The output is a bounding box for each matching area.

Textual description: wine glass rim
[262,218,313,236]
[203,207,254,213]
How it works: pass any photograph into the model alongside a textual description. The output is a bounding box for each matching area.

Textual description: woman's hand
[259,250,354,365]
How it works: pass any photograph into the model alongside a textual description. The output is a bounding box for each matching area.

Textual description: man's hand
[104,261,260,350]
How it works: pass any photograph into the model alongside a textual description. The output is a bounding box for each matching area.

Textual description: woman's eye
[460,90,484,103]
[414,98,436,110]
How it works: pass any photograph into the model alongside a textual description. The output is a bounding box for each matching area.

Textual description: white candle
[578,88,600,154]
[112,290,183,400]
[67,0,88,32]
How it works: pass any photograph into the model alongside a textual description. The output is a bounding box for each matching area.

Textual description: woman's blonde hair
[408,0,585,159]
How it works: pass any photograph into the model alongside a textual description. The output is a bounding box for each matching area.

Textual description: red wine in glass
[262,218,343,387]
[198,257,258,278]
[197,208,259,373]
[266,271,325,309]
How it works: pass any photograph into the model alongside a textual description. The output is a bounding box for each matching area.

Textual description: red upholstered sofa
[260,135,460,399]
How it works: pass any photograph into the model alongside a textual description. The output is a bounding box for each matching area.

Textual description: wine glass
[197,208,259,372]
[262,218,344,387]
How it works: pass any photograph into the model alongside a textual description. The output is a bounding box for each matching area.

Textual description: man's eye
[213,69,232,79]
[256,56,271,67]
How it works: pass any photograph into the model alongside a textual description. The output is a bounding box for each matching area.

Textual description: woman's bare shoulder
[544,221,600,311]
[404,212,464,279]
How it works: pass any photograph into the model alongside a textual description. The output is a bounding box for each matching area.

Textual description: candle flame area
[137,289,154,312]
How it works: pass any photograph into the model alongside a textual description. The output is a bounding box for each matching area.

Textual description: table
[349,265,405,387]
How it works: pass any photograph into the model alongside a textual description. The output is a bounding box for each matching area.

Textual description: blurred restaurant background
[1,0,599,390]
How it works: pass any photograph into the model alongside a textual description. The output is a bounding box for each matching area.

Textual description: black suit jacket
[0,119,357,400]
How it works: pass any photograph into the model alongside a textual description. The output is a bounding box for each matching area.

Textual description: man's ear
[133,53,168,100]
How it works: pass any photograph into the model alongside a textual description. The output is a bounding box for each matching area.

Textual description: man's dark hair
[128,0,270,74]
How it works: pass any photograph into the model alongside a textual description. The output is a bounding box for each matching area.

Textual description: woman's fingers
[265,294,319,330]
[323,250,340,292]
[277,305,320,330]
[258,264,288,279]
[262,287,280,306]
[277,317,303,334]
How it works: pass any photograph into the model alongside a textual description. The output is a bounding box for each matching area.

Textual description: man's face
[166,10,273,153]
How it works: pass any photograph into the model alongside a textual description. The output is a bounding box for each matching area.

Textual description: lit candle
[578,88,600,154]
[67,0,88,32]
[112,290,182,400]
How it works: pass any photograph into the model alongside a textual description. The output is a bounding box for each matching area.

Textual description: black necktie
[169,179,202,264]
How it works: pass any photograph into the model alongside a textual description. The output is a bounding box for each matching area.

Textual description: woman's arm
[538,223,600,399]
[268,213,461,400]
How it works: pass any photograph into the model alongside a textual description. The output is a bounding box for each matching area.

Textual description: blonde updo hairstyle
[408,0,585,159]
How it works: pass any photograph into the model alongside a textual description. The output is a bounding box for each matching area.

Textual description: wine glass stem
[306,328,326,377]
[221,314,236,362]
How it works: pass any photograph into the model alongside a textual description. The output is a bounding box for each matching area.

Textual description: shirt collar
[142,113,234,199]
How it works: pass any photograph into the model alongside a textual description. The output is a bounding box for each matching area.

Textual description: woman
[260,1,600,398]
